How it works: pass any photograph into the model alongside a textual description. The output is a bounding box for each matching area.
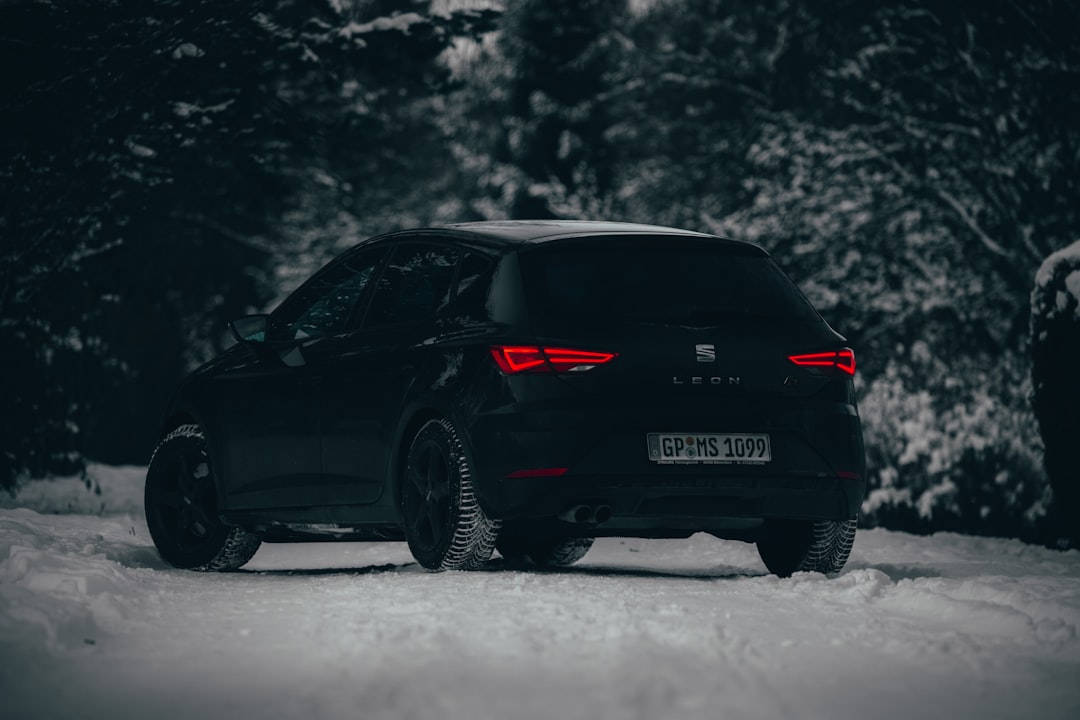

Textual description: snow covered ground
[2,466,1079,720]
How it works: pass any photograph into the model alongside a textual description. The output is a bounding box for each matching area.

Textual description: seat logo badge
[695,344,716,362]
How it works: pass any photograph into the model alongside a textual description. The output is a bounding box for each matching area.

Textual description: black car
[145,221,865,577]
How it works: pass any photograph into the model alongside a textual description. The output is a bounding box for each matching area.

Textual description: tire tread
[756,517,857,577]
[798,519,857,574]
[407,418,500,571]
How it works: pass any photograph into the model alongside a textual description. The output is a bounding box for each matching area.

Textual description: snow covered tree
[448,0,627,219]
[635,0,1076,542]
[260,0,498,293]
[3,0,282,484]
[608,0,788,229]
[555,0,1077,541]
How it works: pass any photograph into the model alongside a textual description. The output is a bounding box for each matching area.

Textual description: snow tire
[496,534,594,567]
[756,518,856,578]
[401,418,500,571]
[145,424,261,571]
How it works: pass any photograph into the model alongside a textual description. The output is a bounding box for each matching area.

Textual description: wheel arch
[388,401,471,512]
[157,405,231,511]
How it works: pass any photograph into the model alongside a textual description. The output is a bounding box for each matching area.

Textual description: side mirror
[229,314,270,345]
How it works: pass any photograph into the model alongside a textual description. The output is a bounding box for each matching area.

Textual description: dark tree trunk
[1031,240,1080,546]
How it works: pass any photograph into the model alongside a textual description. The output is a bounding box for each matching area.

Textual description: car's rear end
[467,232,865,545]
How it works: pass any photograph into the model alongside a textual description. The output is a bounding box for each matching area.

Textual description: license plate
[646,433,772,464]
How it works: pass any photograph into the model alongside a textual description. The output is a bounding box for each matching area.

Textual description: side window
[455,251,496,320]
[364,244,458,327]
[273,249,384,341]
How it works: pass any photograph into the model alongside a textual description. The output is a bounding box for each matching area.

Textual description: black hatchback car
[145,221,865,577]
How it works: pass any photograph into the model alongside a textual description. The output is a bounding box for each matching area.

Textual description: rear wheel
[756,518,856,577]
[496,534,594,567]
[401,418,500,571]
[144,424,261,571]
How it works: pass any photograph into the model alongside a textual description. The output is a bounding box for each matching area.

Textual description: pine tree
[0,0,497,487]
[449,0,627,220]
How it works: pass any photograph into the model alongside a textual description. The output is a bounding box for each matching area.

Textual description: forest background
[2,0,1078,545]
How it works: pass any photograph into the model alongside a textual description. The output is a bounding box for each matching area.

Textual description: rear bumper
[466,397,866,527]
[485,472,863,526]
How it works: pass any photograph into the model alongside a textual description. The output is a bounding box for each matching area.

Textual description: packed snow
[2,466,1079,720]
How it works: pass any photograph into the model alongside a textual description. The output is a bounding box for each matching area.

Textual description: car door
[314,241,460,506]
[216,247,384,510]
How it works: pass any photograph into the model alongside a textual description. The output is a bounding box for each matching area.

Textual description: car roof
[358,221,766,258]
[440,220,715,244]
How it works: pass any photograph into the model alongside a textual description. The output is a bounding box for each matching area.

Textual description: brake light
[505,467,569,479]
[490,346,618,374]
[788,348,856,376]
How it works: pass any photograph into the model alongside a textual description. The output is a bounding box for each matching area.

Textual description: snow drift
[1,466,1079,720]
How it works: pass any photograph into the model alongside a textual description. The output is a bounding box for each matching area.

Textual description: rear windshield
[520,238,820,325]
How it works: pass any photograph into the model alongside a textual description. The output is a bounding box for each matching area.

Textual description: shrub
[858,349,1060,546]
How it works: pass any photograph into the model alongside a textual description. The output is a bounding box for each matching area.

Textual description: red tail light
[490,346,618,374]
[788,348,856,376]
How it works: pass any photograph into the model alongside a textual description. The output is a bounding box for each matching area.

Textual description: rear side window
[454,251,496,320]
[521,238,819,325]
[364,243,458,327]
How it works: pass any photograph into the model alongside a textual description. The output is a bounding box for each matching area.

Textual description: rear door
[315,241,460,504]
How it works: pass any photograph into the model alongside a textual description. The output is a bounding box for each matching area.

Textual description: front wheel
[144,424,261,571]
[401,418,500,571]
[756,518,856,577]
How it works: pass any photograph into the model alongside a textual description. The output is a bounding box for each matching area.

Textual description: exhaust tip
[558,504,612,524]
[559,505,593,524]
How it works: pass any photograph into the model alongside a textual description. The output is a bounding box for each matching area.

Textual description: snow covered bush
[1031,240,1080,545]
[858,352,1053,544]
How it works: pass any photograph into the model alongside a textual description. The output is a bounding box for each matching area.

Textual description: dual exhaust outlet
[559,504,613,525]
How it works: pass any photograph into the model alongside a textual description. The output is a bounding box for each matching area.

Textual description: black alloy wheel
[401,418,499,571]
[144,424,260,571]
